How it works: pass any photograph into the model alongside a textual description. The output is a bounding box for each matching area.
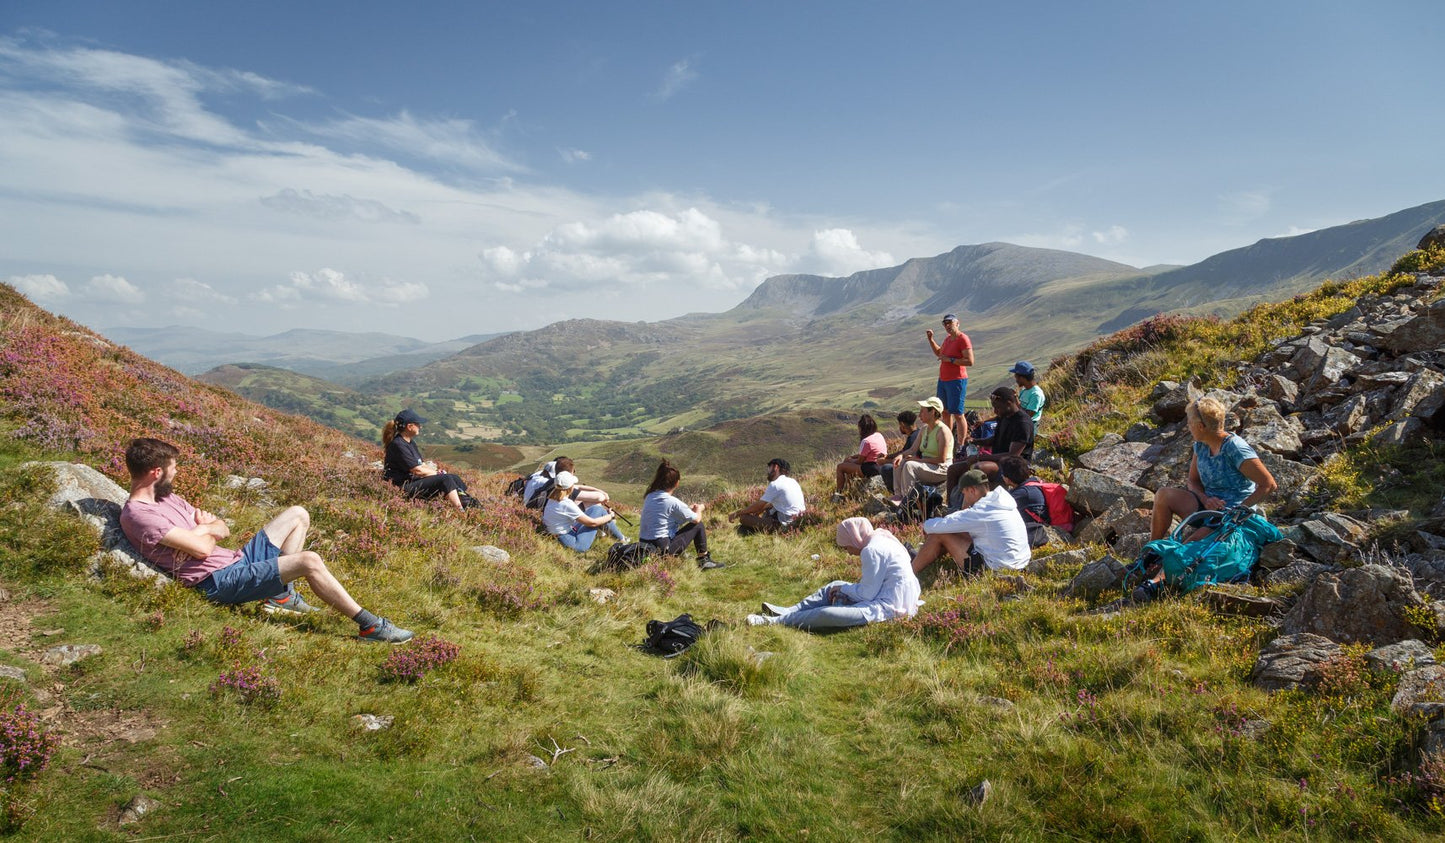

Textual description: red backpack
[1023,480,1075,534]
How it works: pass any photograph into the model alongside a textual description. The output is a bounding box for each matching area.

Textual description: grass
[4,259,1445,838]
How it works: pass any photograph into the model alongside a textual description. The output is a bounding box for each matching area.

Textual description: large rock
[1388,371,1445,421]
[1027,547,1088,577]
[1280,564,1434,645]
[1402,552,1445,600]
[1062,555,1126,599]
[1237,406,1304,459]
[1260,374,1300,407]
[1077,437,1153,485]
[1266,560,1332,588]
[1390,665,1445,719]
[1293,514,1369,564]
[1251,633,1343,692]
[1200,588,1285,618]
[1066,468,1153,516]
[1371,418,1424,447]
[1381,298,1445,356]
[1365,640,1436,675]
[1151,381,1200,424]
[27,461,168,583]
[1420,225,1445,251]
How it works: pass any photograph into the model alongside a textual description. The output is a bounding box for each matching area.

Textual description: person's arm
[157,520,228,560]
[926,328,942,357]
[937,424,954,461]
[410,462,438,477]
[955,343,975,367]
[1186,454,1225,511]
[729,498,770,521]
[575,509,616,528]
[1237,459,1278,508]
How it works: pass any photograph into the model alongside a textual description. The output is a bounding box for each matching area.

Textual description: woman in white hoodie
[747,518,920,630]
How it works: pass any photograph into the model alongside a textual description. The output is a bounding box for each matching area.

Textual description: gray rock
[1077,439,1153,485]
[1327,393,1370,436]
[223,475,269,491]
[1151,381,1201,424]
[471,545,511,564]
[1037,525,1074,546]
[1113,532,1150,562]
[1266,561,1332,588]
[0,666,26,682]
[1280,564,1433,645]
[1381,298,1445,356]
[977,696,1016,711]
[27,461,168,582]
[1063,555,1126,599]
[1239,409,1304,459]
[1260,374,1300,406]
[1391,665,1445,719]
[1424,719,1445,766]
[352,713,394,731]
[523,754,549,769]
[1200,588,1285,618]
[1372,419,1424,447]
[1076,498,1128,546]
[1294,514,1369,564]
[1028,548,1089,576]
[967,779,993,806]
[1420,224,1445,251]
[1239,719,1272,740]
[1256,453,1321,511]
[1066,468,1153,516]
[118,794,161,826]
[1403,552,1445,600]
[1251,633,1343,691]
[41,643,103,666]
[1365,640,1436,675]
[1256,539,1301,571]
[1388,371,1445,421]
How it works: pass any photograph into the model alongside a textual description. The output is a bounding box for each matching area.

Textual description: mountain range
[183,198,1445,447]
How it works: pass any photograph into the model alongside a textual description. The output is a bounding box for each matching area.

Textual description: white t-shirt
[761,475,806,524]
[923,485,1031,570]
[523,461,556,504]
[541,497,584,536]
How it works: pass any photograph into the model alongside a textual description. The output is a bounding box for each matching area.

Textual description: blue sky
[2,1,1442,340]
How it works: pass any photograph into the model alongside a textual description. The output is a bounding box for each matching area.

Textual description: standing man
[119,438,414,643]
[1010,361,1046,424]
[926,313,974,451]
[887,397,954,507]
[729,458,807,533]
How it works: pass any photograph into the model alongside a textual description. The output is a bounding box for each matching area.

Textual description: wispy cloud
[289,110,524,174]
[653,58,698,102]
[558,147,591,164]
[1218,189,1272,225]
[86,273,145,303]
[253,268,429,307]
[260,189,421,224]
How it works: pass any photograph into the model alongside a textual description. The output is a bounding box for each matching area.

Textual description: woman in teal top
[1149,396,1277,541]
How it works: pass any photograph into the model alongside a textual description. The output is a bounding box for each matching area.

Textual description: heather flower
[209,665,281,707]
[378,635,460,683]
[0,705,57,783]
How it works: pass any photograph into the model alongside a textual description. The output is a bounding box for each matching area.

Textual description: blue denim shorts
[197,530,287,605]
[937,378,967,414]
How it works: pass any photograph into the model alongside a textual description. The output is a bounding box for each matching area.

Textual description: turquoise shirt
[1194,434,1260,507]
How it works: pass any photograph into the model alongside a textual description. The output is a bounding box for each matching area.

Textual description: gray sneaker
[261,591,322,616]
[358,619,414,644]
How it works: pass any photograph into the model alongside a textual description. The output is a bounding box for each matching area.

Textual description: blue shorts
[197,530,287,605]
[936,378,967,414]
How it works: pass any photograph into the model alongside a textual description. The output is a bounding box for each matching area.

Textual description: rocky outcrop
[27,461,170,584]
[1251,633,1342,691]
[1279,564,1435,645]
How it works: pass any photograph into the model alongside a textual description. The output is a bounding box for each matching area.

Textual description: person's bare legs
[835,461,863,493]
[445,489,463,510]
[912,531,975,574]
[262,506,310,555]
[1149,487,1202,541]
[277,551,362,617]
[738,512,779,533]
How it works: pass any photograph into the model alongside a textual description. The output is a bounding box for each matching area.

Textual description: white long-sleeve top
[836,531,922,623]
[923,485,1032,570]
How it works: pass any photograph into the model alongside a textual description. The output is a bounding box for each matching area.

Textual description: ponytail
[381,420,398,447]
[645,459,681,496]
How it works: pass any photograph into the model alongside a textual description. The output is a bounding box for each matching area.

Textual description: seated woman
[382,409,470,510]
[523,456,610,510]
[542,471,627,552]
[746,517,920,631]
[639,459,723,570]
[1136,396,1278,601]
[832,414,888,501]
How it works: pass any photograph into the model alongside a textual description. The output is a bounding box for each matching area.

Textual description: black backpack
[642,614,705,658]
[503,476,526,497]
[525,477,556,510]
[896,483,943,525]
[594,541,654,574]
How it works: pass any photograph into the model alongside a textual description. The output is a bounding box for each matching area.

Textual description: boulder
[1365,640,1437,675]
[1279,564,1434,645]
[1420,224,1445,251]
[1266,561,1332,588]
[1293,514,1369,565]
[1390,665,1445,719]
[1077,438,1153,485]
[1255,453,1321,510]
[1027,547,1089,577]
[1075,498,1128,546]
[1237,406,1304,458]
[470,545,511,564]
[0,666,27,683]
[1388,371,1445,421]
[118,795,162,826]
[1381,298,1445,356]
[1250,633,1343,692]
[27,461,167,582]
[1113,532,1151,562]
[1256,539,1301,571]
[1062,555,1126,600]
[1326,393,1371,436]
[1200,588,1285,618]
[41,643,103,666]
[1372,419,1424,447]
[1066,468,1153,516]
[1260,374,1300,406]
[1151,381,1200,424]
[1401,552,1445,600]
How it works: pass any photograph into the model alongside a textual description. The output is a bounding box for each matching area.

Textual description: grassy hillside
[2,261,1445,840]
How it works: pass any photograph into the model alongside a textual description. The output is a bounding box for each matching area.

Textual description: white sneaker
[745,614,775,626]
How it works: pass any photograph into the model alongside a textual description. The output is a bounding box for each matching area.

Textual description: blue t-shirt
[1194,434,1260,507]
[640,491,696,541]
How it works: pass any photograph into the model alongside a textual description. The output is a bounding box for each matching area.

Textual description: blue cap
[1009,361,1035,377]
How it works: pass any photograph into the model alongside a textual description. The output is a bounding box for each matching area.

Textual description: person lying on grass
[119,437,413,643]
[747,517,920,630]
[910,468,1031,576]
[639,459,723,570]
[542,471,627,551]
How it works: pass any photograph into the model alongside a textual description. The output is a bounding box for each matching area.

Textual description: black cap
[767,457,791,474]
[395,409,428,426]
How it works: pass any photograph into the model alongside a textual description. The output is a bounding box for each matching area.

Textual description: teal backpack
[1129,507,1282,594]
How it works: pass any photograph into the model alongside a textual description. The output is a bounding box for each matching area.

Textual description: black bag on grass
[594,541,654,574]
[503,476,527,497]
[642,614,704,658]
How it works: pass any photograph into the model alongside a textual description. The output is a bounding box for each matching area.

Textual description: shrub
[378,635,460,683]
[0,704,56,784]
[209,665,281,707]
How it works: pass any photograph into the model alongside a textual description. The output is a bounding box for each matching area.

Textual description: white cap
[554,471,578,490]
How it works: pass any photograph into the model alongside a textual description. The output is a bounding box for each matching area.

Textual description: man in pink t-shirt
[119,437,413,644]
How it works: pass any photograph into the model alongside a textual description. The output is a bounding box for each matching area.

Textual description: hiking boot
[1130,580,1161,605]
[697,553,725,571]
[830,492,846,504]
[745,614,776,626]
[358,619,414,644]
[261,591,321,616]
[760,601,791,616]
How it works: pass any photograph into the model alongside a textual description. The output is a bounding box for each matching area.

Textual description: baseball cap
[1009,361,1036,377]
[554,471,578,490]
[917,396,945,413]
[941,313,958,323]
[957,469,990,489]
[395,409,428,426]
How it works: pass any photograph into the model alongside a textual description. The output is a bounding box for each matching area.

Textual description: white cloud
[291,110,522,174]
[1281,225,1317,237]
[253,268,427,306]
[558,147,591,164]
[171,277,237,305]
[1092,225,1128,245]
[259,189,421,224]
[86,274,145,303]
[1218,189,1272,224]
[807,229,896,276]
[654,58,698,101]
[9,273,70,301]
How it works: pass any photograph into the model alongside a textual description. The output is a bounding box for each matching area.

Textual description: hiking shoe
[358,619,414,644]
[745,614,776,626]
[830,492,846,504]
[261,591,321,616]
[760,601,791,617]
[1130,581,1161,605]
[697,554,725,571]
